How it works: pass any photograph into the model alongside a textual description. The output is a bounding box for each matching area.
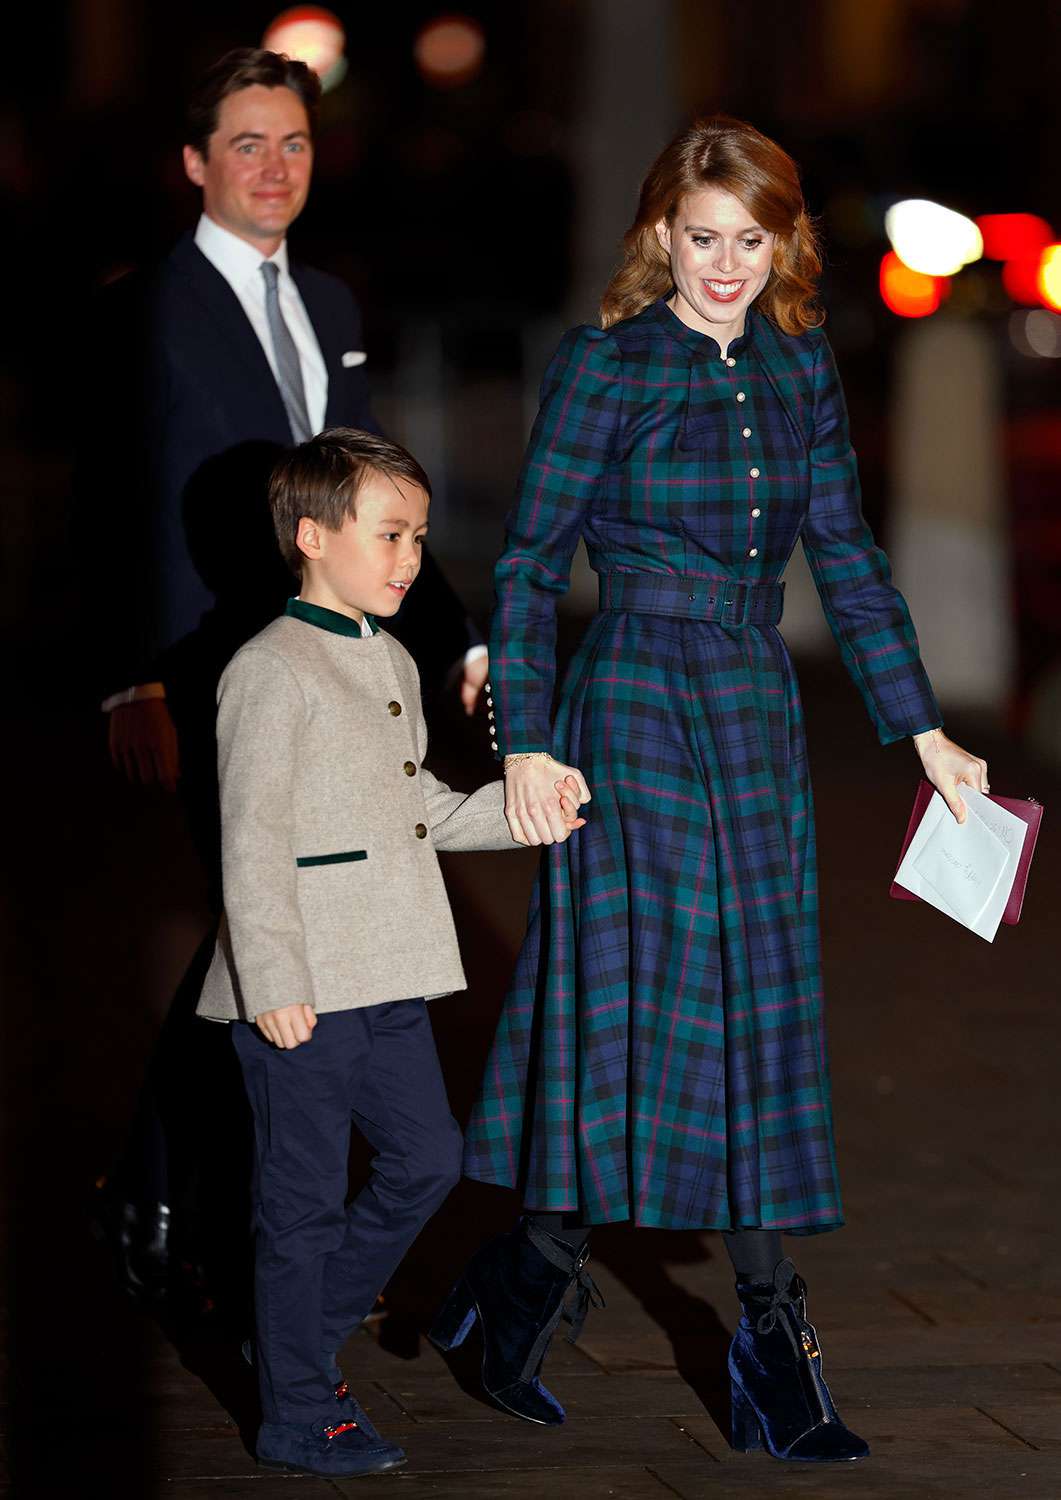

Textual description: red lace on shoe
[335,1380,349,1401]
[324,1419,359,1439]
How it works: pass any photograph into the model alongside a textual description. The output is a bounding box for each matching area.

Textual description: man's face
[183,84,313,250]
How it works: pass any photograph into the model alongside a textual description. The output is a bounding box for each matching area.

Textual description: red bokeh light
[976,213,1053,262]
[1003,255,1045,306]
[879,251,949,319]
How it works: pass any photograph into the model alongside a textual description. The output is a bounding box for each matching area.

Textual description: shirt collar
[194,212,291,295]
[286,597,379,639]
[651,296,754,360]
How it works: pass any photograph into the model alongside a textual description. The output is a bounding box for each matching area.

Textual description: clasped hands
[258,759,592,1048]
[503,754,592,848]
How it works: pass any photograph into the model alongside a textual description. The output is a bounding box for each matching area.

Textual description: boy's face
[297,472,429,623]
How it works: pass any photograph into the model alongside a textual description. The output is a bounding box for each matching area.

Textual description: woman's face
[656,186,775,343]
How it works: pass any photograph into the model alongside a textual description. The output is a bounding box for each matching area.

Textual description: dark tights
[527,1212,784,1284]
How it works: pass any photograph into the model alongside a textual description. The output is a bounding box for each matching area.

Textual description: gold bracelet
[503,752,556,770]
[914,727,945,754]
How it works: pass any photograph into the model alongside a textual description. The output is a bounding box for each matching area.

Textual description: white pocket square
[342,350,367,368]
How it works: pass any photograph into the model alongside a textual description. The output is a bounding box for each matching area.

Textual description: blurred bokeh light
[879,251,948,318]
[1009,309,1061,358]
[1037,245,1061,313]
[884,199,982,277]
[414,15,486,89]
[264,6,347,91]
[1004,254,1047,306]
[976,212,1053,262]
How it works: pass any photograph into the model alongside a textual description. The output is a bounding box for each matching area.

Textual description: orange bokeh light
[976,213,1053,261]
[879,251,948,318]
[1038,246,1061,313]
[414,15,485,88]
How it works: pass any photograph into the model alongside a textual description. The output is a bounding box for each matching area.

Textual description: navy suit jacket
[85,230,478,714]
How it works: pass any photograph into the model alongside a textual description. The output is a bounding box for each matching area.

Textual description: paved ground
[3,659,1059,1497]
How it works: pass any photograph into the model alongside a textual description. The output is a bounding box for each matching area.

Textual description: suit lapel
[292,263,344,428]
[168,233,291,438]
[749,309,815,454]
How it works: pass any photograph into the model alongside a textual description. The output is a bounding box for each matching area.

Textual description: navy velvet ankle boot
[728,1258,868,1463]
[430,1218,603,1425]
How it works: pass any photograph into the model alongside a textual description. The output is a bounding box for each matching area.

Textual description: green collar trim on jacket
[285,598,380,638]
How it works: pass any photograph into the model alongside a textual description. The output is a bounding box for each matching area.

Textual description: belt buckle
[721,579,750,625]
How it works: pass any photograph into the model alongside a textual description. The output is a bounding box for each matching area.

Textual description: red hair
[601,115,822,335]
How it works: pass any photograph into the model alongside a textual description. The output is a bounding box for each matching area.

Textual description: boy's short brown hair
[269,427,432,577]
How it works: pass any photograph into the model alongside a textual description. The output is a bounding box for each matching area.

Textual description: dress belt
[597,572,784,626]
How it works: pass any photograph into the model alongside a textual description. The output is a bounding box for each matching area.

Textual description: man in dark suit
[90,48,488,1307]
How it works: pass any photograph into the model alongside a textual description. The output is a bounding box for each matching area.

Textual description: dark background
[2,3,1060,1493]
[3,0,1060,689]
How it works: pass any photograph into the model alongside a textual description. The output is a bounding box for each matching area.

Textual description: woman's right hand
[504,755,591,846]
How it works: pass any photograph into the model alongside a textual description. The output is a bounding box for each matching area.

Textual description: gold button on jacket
[403,761,417,776]
[195,618,514,1024]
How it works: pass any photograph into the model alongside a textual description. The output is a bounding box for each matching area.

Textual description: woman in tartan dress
[432,117,988,1461]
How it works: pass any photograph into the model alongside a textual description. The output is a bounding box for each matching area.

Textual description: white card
[893,786,1027,942]
[913,802,1007,924]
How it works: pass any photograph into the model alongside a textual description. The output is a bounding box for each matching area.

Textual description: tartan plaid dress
[462,299,941,1232]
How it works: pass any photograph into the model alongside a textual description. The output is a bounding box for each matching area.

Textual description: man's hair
[185,47,322,158]
[269,428,432,577]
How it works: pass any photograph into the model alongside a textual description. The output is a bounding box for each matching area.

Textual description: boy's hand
[256,1003,317,1050]
[557,775,587,831]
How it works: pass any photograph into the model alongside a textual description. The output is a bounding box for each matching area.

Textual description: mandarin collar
[651,297,753,360]
[285,597,379,638]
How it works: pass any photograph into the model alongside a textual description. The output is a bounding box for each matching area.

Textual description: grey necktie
[260,260,313,444]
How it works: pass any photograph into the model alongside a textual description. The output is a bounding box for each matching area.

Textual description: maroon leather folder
[889,780,1044,925]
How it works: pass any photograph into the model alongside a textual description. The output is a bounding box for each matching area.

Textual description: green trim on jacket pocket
[296,850,368,868]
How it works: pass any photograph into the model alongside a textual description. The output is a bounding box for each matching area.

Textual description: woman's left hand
[913,728,989,823]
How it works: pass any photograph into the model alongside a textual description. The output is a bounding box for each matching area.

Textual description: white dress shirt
[194,213,329,435]
[102,217,484,710]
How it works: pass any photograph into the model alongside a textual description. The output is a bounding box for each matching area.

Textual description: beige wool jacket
[196,601,516,1023]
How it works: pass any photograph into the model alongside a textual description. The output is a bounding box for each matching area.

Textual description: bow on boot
[728,1258,868,1463]
[430,1218,604,1426]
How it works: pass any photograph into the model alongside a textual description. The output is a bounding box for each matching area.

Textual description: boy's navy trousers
[232,999,462,1423]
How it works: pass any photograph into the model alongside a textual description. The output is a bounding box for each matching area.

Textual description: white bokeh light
[884,199,983,277]
[264,7,347,91]
[1009,308,1061,358]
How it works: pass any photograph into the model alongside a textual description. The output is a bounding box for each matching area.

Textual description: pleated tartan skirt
[462,606,844,1233]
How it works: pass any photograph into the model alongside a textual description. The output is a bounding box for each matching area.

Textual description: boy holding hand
[196,428,587,1476]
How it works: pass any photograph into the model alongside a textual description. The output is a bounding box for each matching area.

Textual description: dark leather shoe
[90,1177,172,1300]
[256,1414,405,1477]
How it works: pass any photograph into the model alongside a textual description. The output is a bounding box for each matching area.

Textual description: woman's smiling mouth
[702,278,747,302]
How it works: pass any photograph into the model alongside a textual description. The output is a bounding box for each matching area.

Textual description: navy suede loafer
[256,1414,405,1478]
